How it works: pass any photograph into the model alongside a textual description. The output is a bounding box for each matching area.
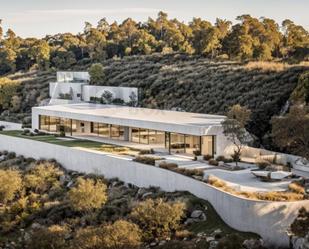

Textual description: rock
[243,239,264,249]
[212,229,222,235]
[31,223,41,229]
[184,218,198,225]
[200,213,207,221]
[209,240,219,249]
[59,175,66,184]
[206,236,215,242]
[158,241,166,246]
[149,242,157,247]
[191,210,204,218]
[66,180,74,188]
[142,192,153,199]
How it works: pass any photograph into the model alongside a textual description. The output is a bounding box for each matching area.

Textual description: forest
[0,11,308,76]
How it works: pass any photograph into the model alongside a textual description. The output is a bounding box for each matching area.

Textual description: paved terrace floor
[74,134,169,152]
[203,168,292,192]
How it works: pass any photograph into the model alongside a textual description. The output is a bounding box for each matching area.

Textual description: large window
[111,125,125,140]
[185,135,201,155]
[202,136,216,156]
[99,123,110,137]
[39,115,50,131]
[131,128,140,143]
[170,133,186,153]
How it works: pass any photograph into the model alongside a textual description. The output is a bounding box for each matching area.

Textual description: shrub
[133,156,161,166]
[159,162,178,170]
[130,198,185,241]
[289,182,305,194]
[0,169,22,204]
[208,159,219,166]
[139,149,154,155]
[68,177,107,212]
[7,152,16,159]
[73,220,141,249]
[193,150,201,156]
[216,234,243,249]
[207,175,227,188]
[24,162,63,194]
[203,154,213,161]
[0,125,5,131]
[255,159,271,169]
[216,155,226,162]
[27,225,69,249]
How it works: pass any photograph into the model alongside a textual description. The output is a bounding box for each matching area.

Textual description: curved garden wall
[0,134,308,248]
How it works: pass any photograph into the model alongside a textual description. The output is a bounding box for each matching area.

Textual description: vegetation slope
[1,54,308,147]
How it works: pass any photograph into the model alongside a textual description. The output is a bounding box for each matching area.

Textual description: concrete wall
[0,134,308,248]
[57,72,89,82]
[82,86,138,104]
[0,121,22,130]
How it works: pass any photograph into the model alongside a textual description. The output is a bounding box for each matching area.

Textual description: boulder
[243,239,264,249]
[191,210,204,218]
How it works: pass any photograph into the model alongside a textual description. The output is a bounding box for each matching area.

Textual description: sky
[1,0,308,38]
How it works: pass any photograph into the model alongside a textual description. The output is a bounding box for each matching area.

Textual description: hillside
[1,54,308,144]
[0,151,259,249]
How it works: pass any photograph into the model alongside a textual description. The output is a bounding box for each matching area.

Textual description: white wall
[82,86,138,104]
[57,72,89,82]
[0,134,307,248]
[0,121,22,130]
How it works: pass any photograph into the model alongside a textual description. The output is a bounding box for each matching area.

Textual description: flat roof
[33,103,226,136]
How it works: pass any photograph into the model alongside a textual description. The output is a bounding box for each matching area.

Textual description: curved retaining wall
[0,134,308,248]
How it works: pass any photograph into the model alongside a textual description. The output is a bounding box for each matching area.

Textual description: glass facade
[39,115,216,156]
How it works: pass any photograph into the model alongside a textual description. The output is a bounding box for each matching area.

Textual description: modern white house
[49,71,139,106]
[32,71,233,157]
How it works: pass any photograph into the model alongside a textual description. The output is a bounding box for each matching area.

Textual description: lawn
[0,130,140,156]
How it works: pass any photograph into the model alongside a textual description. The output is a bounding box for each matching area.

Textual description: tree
[0,77,19,110]
[291,72,309,104]
[73,220,141,249]
[271,105,309,158]
[68,177,107,212]
[51,48,76,69]
[0,169,22,204]
[128,91,138,106]
[221,104,251,166]
[101,90,113,104]
[88,63,105,85]
[33,40,50,70]
[130,198,185,241]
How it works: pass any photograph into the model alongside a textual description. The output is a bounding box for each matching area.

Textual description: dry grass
[288,182,305,195]
[207,175,305,202]
[244,61,290,72]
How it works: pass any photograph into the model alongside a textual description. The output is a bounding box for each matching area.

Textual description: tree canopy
[0,12,308,75]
